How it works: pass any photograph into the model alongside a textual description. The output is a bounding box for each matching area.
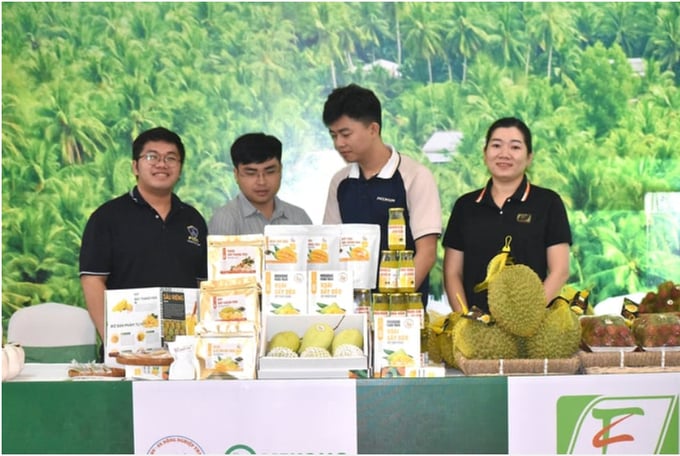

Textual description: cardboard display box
[105,287,198,367]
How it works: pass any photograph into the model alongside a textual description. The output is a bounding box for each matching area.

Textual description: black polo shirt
[79,187,207,289]
[442,176,572,313]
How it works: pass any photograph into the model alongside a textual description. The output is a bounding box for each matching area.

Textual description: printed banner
[133,379,357,454]
[508,373,680,454]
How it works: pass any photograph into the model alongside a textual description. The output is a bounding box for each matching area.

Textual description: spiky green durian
[487,264,547,338]
[454,318,520,359]
[526,300,581,359]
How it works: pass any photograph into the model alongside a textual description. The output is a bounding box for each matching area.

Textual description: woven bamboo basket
[454,351,581,376]
[578,349,680,374]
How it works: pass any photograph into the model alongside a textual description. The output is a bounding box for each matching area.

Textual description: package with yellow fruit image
[338,224,380,289]
[199,277,260,324]
[264,224,307,271]
[262,270,308,315]
[105,287,163,367]
[105,287,200,368]
[195,334,258,379]
[207,234,263,283]
[373,315,422,377]
[305,224,341,271]
[308,270,354,315]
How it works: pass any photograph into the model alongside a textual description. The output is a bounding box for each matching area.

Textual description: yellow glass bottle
[397,250,416,293]
[378,250,399,293]
[372,293,390,318]
[389,293,407,317]
[354,288,371,316]
[407,292,425,330]
[387,207,406,251]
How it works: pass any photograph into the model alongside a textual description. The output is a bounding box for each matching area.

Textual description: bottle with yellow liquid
[397,250,416,292]
[389,293,407,317]
[387,207,406,250]
[407,292,424,330]
[372,293,390,318]
[378,250,399,293]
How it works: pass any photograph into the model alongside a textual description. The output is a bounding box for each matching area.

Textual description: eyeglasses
[237,167,281,180]
[138,152,181,166]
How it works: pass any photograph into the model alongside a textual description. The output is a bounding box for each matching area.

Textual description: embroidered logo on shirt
[516,213,532,224]
[186,225,201,246]
[376,196,396,203]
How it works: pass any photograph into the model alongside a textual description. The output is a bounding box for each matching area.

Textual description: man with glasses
[208,132,312,235]
[79,127,207,351]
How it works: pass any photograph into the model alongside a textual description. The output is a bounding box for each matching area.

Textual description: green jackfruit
[487,264,547,338]
[454,318,520,359]
[526,300,581,359]
[298,322,334,353]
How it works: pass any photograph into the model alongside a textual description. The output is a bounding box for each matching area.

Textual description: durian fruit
[267,330,301,353]
[488,264,547,338]
[298,322,335,354]
[526,300,581,359]
[454,318,520,359]
[300,346,332,358]
[426,311,450,363]
[331,328,363,355]
[441,312,463,367]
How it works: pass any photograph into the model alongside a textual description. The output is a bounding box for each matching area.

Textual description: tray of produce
[454,351,581,376]
[632,312,680,348]
[447,265,584,375]
[580,314,636,349]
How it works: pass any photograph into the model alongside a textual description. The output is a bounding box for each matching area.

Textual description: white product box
[261,270,308,315]
[307,270,354,315]
[105,287,198,368]
[373,315,421,374]
[258,314,368,379]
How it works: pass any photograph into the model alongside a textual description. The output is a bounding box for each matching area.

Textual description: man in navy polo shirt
[79,127,207,346]
[322,84,442,304]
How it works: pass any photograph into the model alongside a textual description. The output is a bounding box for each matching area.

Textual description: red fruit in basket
[666,336,678,347]
[657,281,673,300]
[671,285,680,300]
[672,323,680,337]
[661,298,676,311]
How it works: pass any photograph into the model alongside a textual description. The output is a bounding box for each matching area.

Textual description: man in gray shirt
[208,133,312,235]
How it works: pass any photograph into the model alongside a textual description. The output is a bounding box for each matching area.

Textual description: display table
[3,364,679,454]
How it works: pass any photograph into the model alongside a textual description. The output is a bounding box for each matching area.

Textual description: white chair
[7,302,97,363]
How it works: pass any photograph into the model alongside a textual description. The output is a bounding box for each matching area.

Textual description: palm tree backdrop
[3,2,679,339]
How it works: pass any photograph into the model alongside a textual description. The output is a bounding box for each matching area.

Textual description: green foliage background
[3,2,680,337]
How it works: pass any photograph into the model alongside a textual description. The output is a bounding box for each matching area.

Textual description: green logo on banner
[557,395,679,454]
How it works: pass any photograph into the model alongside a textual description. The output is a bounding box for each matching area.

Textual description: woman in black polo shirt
[442,117,572,314]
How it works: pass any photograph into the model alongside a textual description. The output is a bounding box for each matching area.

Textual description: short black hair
[484,117,533,154]
[132,127,186,162]
[322,83,382,132]
[230,133,282,167]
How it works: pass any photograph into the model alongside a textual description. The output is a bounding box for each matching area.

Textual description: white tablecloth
[7,363,72,382]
